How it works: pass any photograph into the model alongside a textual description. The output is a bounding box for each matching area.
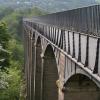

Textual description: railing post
[93,38,100,74]
[84,35,89,67]
[78,33,81,62]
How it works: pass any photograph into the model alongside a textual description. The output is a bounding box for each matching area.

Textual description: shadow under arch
[35,36,42,100]
[64,74,100,100]
[42,44,59,100]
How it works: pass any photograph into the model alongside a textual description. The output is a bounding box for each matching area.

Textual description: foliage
[95,0,100,3]
[1,7,46,40]
[0,7,14,20]
[0,36,22,100]
[0,70,8,90]
[0,21,21,99]
[8,39,23,61]
[0,22,10,69]
[0,67,21,100]
[0,22,10,48]
[0,0,97,13]
[0,6,45,100]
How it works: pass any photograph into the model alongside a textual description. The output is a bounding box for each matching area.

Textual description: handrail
[24,5,100,37]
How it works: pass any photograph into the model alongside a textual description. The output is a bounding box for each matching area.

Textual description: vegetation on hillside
[0,7,46,39]
[0,21,21,100]
[0,0,98,13]
[0,6,45,100]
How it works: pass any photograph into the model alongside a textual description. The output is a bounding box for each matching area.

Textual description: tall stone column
[29,35,33,100]
[26,33,33,100]
[31,36,35,100]
[56,76,64,100]
[25,34,30,100]
[57,53,65,100]
[23,33,29,100]
[33,43,36,100]
[35,38,42,100]
[28,34,31,100]
[40,53,44,100]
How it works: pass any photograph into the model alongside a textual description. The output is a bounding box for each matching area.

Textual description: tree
[0,22,10,48]
[0,6,45,100]
[0,22,21,100]
[0,22,10,69]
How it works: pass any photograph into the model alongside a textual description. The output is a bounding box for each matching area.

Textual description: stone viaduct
[23,5,100,100]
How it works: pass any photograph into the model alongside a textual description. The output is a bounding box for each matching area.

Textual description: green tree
[0,22,10,48]
[0,22,10,69]
[0,67,21,100]
[0,22,22,100]
[0,6,45,100]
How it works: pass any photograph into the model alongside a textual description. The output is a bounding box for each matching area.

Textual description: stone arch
[43,43,59,67]
[42,42,50,55]
[65,67,100,88]
[35,34,41,46]
[35,36,42,100]
[42,44,59,100]
[64,73,100,100]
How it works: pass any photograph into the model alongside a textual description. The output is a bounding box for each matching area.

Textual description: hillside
[0,0,98,12]
[0,7,46,39]
[33,0,97,12]
[0,6,46,100]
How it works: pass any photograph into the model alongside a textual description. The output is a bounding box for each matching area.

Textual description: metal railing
[24,5,100,36]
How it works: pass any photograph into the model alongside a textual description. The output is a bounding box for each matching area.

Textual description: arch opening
[42,45,59,100]
[64,74,100,100]
[35,36,42,100]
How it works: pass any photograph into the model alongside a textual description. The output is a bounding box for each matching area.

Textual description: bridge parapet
[24,21,100,77]
[24,5,100,36]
